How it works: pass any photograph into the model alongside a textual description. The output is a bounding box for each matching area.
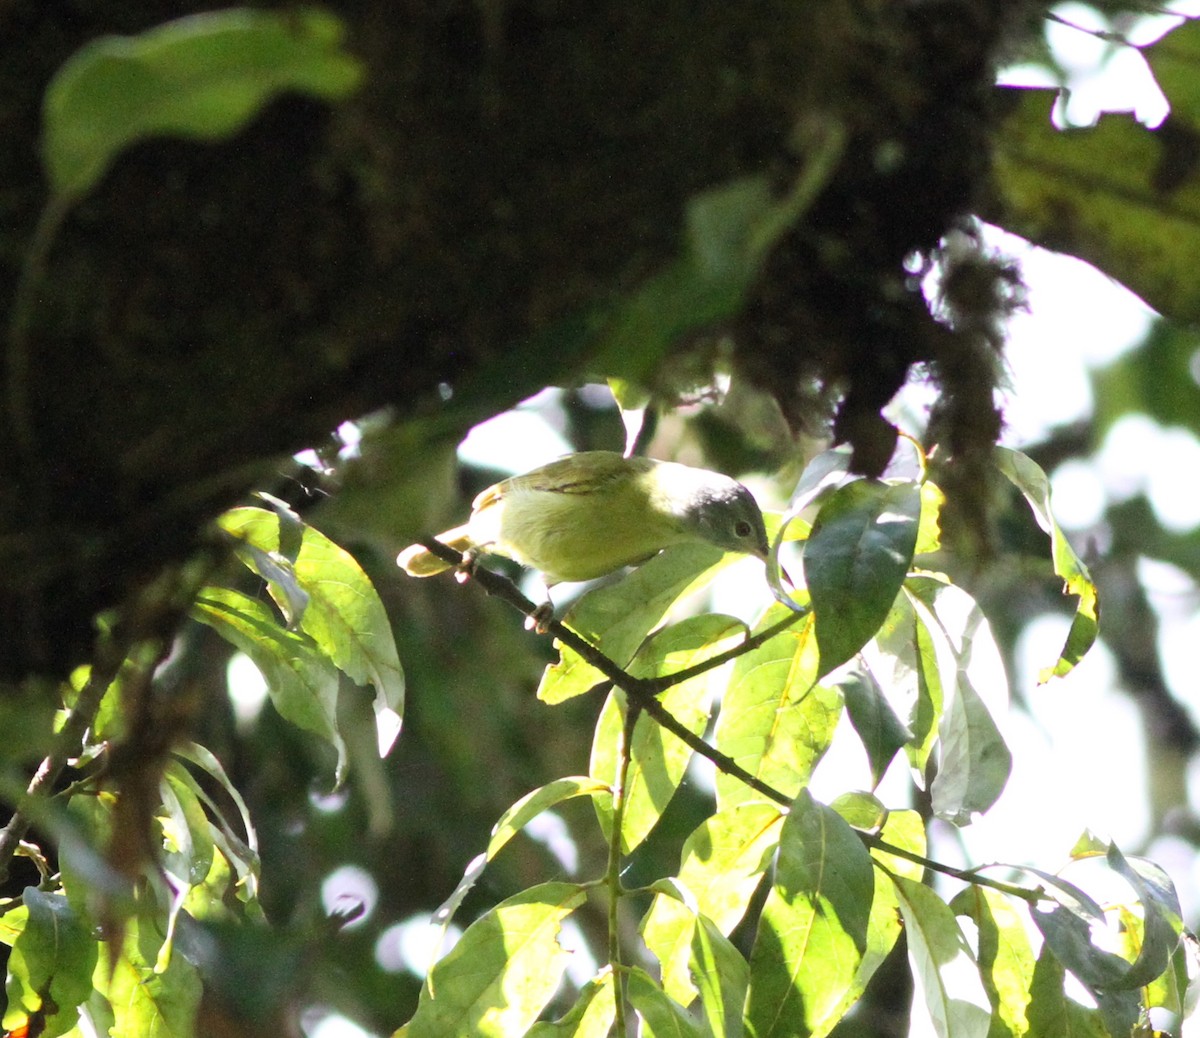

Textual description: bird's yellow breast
[469,466,689,584]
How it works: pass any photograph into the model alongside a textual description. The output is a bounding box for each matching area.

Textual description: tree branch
[414,538,1049,905]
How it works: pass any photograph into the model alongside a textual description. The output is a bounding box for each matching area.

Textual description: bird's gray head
[679,477,770,560]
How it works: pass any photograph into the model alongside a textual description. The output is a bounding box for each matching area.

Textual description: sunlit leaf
[805,479,921,676]
[909,600,946,776]
[893,875,991,1038]
[159,770,214,890]
[863,590,938,781]
[591,614,743,851]
[930,671,1011,825]
[1145,938,1192,1017]
[220,505,405,756]
[951,886,1036,1038]
[191,586,346,781]
[1023,845,1184,1005]
[691,915,749,1038]
[1103,843,1183,988]
[99,915,202,1038]
[406,883,586,1038]
[994,447,1099,682]
[2,888,97,1038]
[1025,949,1110,1038]
[766,809,924,1037]
[43,8,363,201]
[527,971,616,1038]
[915,481,946,555]
[905,578,1011,822]
[168,747,260,903]
[642,802,783,1003]
[744,790,875,1038]
[627,966,703,1038]
[713,605,840,809]
[537,542,728,703]
[829,791,888,832]
[432,777,608,950]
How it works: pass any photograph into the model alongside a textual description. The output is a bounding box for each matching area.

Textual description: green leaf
[432,777,608,947]
[866,591,935,774]
[829,791,888,832]
[627,967,702,1038]
[3,888,98,1038]
[992,13,1200,328]
[796,810,926,1037]
[100,915,203,1038]
[915,481,947,555]
[192,586,346,780]
[893,876,991,1038]
[713,605,841,809]
[154,769,220,973]
[776,791,874,945]
[0,901,27,948]
[904,579,1012,824]
[838,670,913,788]
[1145,938,1192,1016]
[642,802,783,1003]
[1102,843,1183,989]
[744,791,875,1038]
[805,479,922,677]
[930,671,1011,825]
[951,886,1036,1038]
[220,505,405,756]
[591,615,743,851]
[170,746,260,902]
[43,7,363,201]
[994,447,1099,682]
[691,915,750,1038]
[870,808,928,880]
[593,155,842,383]
[1025,949,1110,1038]
[527,972,617,1038]
[1019,847,1182,1000]
[405,882,587,1038]
[537,542,727,703]
[1025,872,1134,992]
[159,769,215,890]
[908,598,946,775]
[1091,319,1200,440]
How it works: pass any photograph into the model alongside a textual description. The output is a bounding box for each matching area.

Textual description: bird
[397,451,769,591]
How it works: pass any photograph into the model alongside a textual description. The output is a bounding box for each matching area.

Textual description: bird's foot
[524,602,555,634]
[455,547,482,583]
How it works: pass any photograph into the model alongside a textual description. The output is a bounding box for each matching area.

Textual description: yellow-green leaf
[43,8,362,201]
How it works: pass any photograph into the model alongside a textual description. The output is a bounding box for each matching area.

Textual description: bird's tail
[397,526,474,576]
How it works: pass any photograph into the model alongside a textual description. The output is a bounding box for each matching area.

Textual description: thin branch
[417,538,800,803]
[415,538,1048,905]
[862,832,1042,904]
[1044,13,1133,46]
[0,547,224,885]
[606,700,639,1037]
[0,651,117,882]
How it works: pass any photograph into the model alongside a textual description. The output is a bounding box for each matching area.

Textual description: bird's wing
[471,452,652,510]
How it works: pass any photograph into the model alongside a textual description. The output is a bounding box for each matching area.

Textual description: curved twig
[413,537,1047,904]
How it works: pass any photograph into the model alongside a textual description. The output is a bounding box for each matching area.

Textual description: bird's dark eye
[735,520,753,538]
